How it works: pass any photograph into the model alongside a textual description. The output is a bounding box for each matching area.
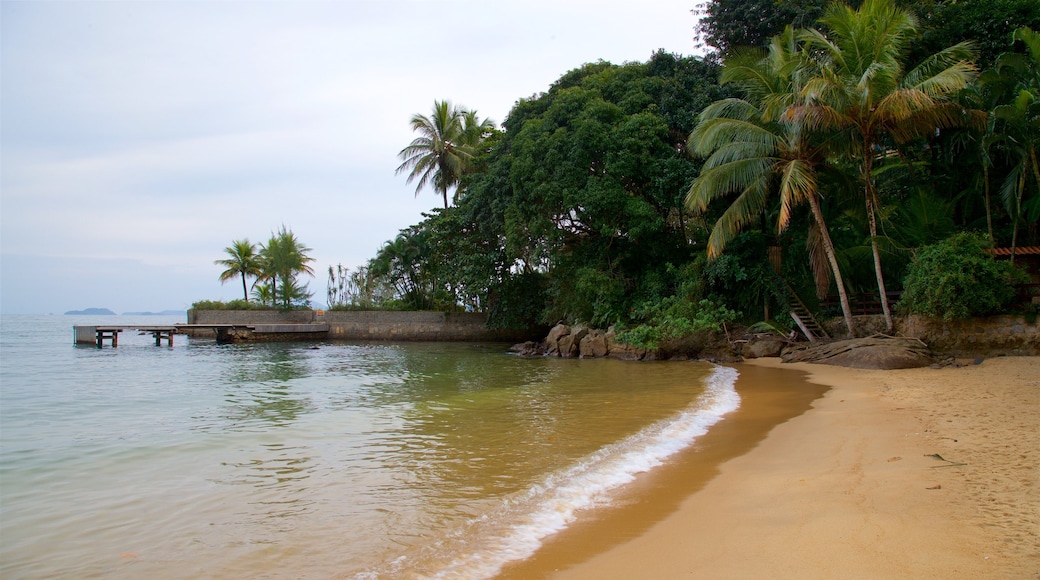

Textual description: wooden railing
[821,291,903,316]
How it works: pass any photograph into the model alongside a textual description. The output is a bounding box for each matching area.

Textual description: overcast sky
[1,0,702,315]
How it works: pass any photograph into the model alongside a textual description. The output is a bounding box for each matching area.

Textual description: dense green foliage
[343,3,1038,335]
[898,233,1029,319]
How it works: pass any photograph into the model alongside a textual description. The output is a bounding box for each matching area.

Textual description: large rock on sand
[817,344,933,370]
[781,335,933,370]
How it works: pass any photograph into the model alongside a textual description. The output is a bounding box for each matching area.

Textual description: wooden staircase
[786,290,830,344]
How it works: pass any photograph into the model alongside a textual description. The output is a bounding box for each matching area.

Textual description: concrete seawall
[186,310,541,343]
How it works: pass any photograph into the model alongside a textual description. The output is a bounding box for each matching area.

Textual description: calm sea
[0,315,738,579]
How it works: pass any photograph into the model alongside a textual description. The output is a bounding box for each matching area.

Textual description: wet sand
[499,356,1039,579]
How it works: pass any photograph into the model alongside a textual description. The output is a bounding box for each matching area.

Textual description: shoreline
[499,356,1039,579]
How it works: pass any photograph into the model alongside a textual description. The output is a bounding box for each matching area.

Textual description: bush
[897,233,1029,320]
[616,297,739,349]
[190,299,276,311]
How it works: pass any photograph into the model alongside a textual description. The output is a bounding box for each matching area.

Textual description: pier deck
[74,323,330,347]
[74,324,251,347]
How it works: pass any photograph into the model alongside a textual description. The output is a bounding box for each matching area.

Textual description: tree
[258,227,315,309]
[396,100,494,209]
[800,0,980,331]
[694,0,828,54]
[982,27,1040,262]
[686,28,858,336]
[214,239,261,302]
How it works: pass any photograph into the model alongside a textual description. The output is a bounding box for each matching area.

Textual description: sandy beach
[501,356,1039,579]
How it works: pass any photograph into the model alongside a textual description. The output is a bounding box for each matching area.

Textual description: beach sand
[500,356,1039,579]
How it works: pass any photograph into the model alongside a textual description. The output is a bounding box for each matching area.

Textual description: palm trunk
[864,150,893,332]
[241,273,249,302]
[808,195,856,337]
[984,162,994,248]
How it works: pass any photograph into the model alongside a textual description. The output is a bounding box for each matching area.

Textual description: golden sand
[501,356,1039,579]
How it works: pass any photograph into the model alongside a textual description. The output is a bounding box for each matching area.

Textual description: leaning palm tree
[215,239,261,301]
[799,0,980,330]
[687,28,858,336]
[396,100,494,209]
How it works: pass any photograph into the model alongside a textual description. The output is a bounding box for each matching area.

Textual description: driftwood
[781,334,933,369]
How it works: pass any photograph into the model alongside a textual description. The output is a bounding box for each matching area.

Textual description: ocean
[0,315,739,579]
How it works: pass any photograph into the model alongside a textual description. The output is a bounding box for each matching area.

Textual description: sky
[1,0,703,315]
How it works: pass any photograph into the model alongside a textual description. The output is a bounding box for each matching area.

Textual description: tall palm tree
[396,100,494,209]
[215,239,260,301]
[687,28,858,336]
[799,0,980,330]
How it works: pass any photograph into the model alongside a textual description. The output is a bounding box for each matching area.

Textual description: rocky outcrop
[523,324,741,361]
[781,335,934,369]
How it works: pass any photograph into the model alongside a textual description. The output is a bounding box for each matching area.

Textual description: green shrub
[616,297,739,349]
[190,299,276,311]
[897,233,1029,320]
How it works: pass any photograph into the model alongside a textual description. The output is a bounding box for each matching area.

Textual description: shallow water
[0,315,737,579]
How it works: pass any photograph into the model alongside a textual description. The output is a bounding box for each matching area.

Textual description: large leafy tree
[215,239,261,301]
[396,100,494,209]
[799,0,979,331]
[686,28,858,336]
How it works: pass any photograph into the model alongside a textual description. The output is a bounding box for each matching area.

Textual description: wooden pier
[74,323,329,347]
[74,324,251,347]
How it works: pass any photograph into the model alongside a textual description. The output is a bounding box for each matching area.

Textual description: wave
[359,365,741,580]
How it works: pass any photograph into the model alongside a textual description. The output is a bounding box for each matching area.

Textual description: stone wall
[897,315,1039,356]
[820,314,1038,357]
[186,310,539,343]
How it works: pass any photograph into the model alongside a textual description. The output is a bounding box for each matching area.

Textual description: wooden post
[112,330,118,347]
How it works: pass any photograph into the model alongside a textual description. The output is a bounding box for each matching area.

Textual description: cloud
[1,0,701,314]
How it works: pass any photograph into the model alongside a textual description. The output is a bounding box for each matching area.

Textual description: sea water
[0,315,739,579]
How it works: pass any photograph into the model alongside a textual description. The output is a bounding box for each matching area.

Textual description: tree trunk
[865,179,890,332]
[807,195,856,337]
[241,273,249,302]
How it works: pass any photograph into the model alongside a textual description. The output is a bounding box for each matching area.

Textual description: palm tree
[799,0,980,330]
[396,100,494,209]
[215,239,261,301]
[982,27,1040,263]
[686,28,858,336]
[258,227,315,309]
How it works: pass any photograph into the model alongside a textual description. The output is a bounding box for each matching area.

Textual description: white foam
[427,364,741,579]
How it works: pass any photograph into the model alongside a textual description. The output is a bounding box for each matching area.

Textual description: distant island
[122,310,185,316]
[65,308,116,315]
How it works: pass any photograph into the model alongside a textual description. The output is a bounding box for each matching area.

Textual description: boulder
[580,329,609,358]
[605,329,648,360]
[744,338,785,359]
[545,324,571,356]
[817,345,933,370]
[559,325,589,358]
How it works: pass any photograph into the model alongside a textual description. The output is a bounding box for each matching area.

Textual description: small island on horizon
[65,308,116,315]
[63,308,185,316]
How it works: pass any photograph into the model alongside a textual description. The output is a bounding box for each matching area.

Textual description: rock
[510,341,545,356]
[605,329,647,360]
[579,329,609,358]
[744,338,785,359]
[817,344,933,370]
[559,325,589,358]
[545,324,571,356]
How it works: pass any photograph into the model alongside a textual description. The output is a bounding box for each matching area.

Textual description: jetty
[73,324,330,347]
